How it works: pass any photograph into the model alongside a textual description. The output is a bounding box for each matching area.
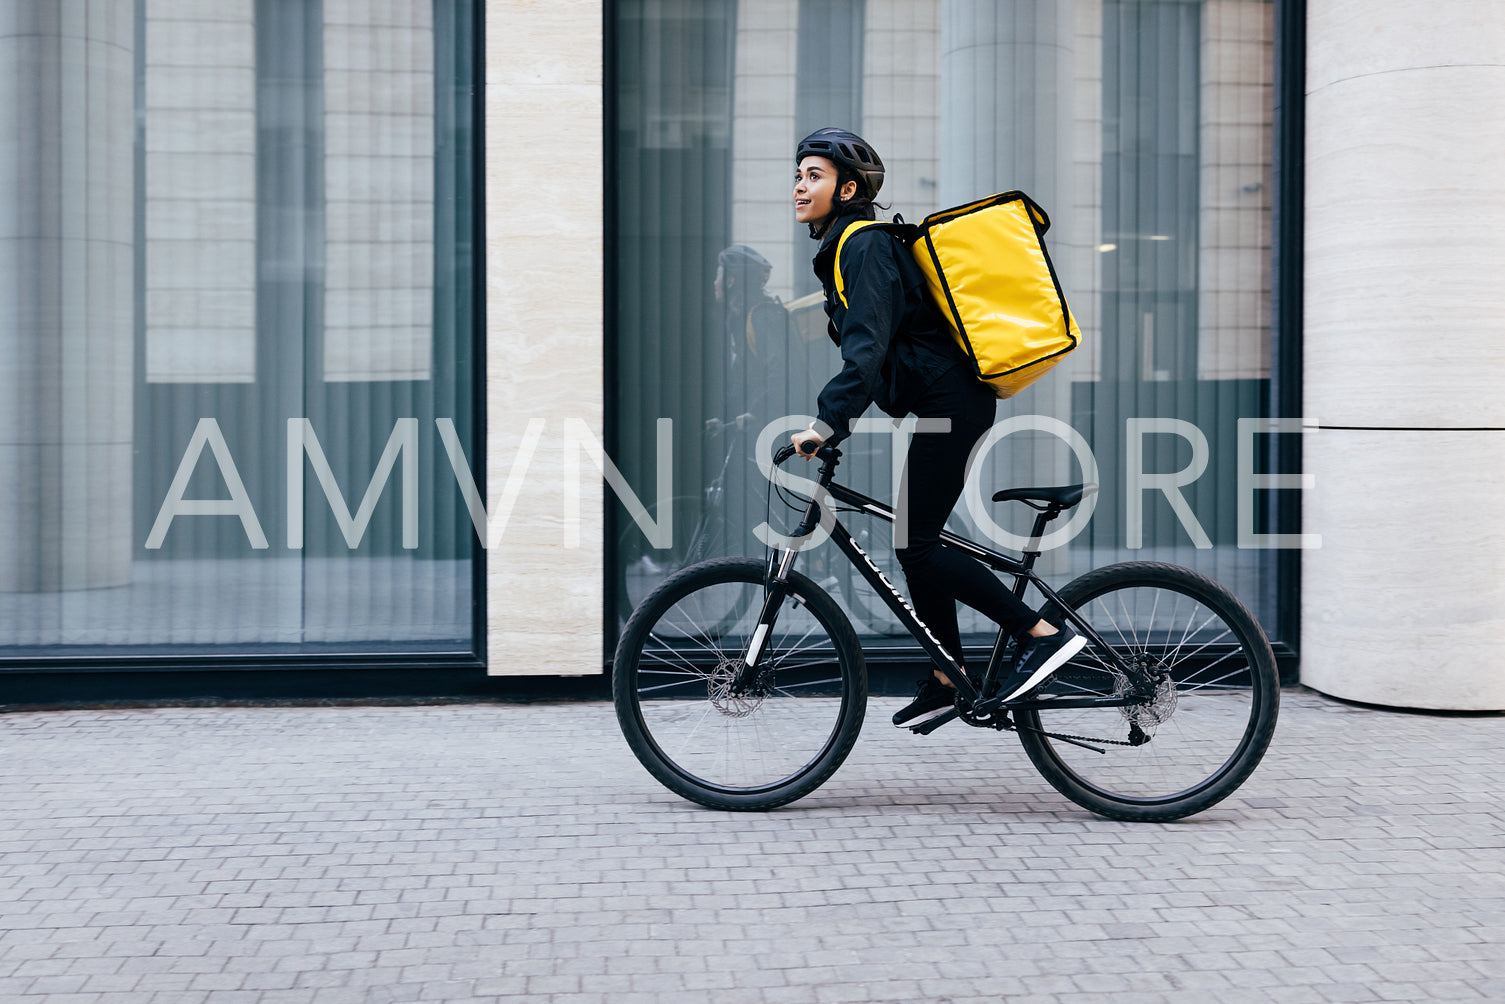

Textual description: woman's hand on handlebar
[790,428,824,460]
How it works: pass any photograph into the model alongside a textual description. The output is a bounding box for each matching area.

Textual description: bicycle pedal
[1000,671,1059,706]
[909,708,959,735]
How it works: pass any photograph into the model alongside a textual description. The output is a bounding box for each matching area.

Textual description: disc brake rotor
[1116,657,1179,729]
[708,659,765,717]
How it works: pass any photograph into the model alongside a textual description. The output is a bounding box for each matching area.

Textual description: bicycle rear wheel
[613,557,867,810]
[1016,562,1279,822]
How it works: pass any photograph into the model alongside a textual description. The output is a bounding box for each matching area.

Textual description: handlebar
[773,442,842,465]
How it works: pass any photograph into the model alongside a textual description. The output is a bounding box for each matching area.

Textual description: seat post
[1020,508,1060,569]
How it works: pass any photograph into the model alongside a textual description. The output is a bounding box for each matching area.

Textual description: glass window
[0,0,478,658]
[611,0,1282,646]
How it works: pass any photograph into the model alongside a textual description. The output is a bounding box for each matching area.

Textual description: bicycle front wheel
[613,557,867,810]
[1016,562,1279,822]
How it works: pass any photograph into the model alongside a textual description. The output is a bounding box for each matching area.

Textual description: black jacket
[812,214,967,444]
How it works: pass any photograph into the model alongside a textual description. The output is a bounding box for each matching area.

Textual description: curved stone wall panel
[1304,0,1505,709]
[1302,429,1505,710]
[1306,63,1505,428]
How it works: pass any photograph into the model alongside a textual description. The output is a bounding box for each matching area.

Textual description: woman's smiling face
[794,156,842,224]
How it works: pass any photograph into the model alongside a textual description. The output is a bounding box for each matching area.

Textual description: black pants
[893,364,1038,673]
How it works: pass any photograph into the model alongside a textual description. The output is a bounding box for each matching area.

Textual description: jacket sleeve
[815,230,905,444]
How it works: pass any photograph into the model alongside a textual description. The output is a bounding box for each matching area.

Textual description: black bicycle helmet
[717,244,772,295]
[717,243,772,275]
[796,127,884,201]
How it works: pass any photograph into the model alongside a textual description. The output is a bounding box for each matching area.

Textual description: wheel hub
[708,658,765,717]
[1117,654,1177,728]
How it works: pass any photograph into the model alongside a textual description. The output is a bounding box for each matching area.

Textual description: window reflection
[612,0,1279,640]
[0,0,476,656]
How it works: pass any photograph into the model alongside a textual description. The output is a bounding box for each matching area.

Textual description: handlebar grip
[773,441,841,465]
[798,439,820,456]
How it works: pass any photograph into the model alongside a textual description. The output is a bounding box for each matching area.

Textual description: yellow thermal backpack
[834,191,1080,400]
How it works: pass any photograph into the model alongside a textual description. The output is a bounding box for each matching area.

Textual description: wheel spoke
[1176,659,1251,694]
[1094,593,1138,653]
[640,637,715,679]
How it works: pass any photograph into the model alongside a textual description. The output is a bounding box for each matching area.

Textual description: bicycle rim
[614,558,866,810]
[1017,562,1279,821]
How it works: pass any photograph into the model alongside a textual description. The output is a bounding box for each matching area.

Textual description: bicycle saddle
[991,483,1099,510]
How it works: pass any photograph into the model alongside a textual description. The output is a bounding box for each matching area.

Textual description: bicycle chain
[1008,720,1151,748]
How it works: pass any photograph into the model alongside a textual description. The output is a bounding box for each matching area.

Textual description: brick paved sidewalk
[0,689,1500,1003]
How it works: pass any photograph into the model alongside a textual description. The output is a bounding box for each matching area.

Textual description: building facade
[2,0,1500,711]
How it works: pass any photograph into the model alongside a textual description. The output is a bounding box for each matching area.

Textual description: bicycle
[612,442,1280,822]
[616,427,905,637]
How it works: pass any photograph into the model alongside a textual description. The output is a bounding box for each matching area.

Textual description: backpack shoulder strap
[833,220,912,309]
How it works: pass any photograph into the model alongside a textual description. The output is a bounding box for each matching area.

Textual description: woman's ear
[840,179,859,202]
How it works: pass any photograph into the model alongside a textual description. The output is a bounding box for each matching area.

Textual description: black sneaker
[891,678,955,728]
[997,626,1086,704]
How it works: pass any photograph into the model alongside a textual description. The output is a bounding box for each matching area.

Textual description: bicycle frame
[736,447,1134,716]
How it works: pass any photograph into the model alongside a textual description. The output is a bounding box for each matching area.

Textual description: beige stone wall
[1303,0,1505,709]
[323,0,435,382]
[728,0,799,300]
[144,0,256,384]
[860,0,940,227]
[1197,0,1273,382]
[1068,0,1104,383]
[485,0,604,675]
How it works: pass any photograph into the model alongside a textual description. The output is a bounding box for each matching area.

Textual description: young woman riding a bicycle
[788,128,1084,729]
[612,130,1279,822]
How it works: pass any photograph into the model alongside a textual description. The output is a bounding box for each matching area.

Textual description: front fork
[731,539,815,697]
[732,451,833,693]
[736,546,799,683]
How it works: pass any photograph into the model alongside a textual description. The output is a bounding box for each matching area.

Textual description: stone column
[485,0,603,675]
[0,2,135,592]
[1303,0,1505,709]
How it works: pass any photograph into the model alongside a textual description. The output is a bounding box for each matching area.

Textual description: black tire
[613,557,867,810]
[1015,562,1280,822]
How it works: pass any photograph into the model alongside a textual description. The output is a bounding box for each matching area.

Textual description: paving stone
[0,690,1499,1002]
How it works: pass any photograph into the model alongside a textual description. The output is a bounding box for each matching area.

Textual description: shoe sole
[892,704,956,729]
[999,633,1087,704]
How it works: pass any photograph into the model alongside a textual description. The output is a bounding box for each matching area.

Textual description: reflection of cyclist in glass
[710,243,791,437]
[787,127,1085,730]
[709,244,794,567]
